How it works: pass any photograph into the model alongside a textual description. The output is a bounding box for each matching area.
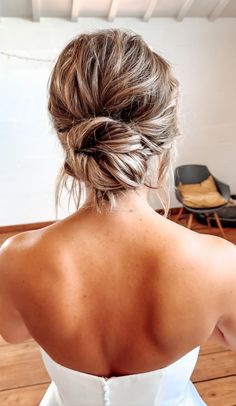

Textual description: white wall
[0,18,236,226]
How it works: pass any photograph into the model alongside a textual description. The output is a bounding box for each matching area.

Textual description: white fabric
[39,345,207,405]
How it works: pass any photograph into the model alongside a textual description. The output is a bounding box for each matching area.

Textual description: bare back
[4,208,228,377]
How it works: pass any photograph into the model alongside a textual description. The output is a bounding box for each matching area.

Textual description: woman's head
[48,28,179,215]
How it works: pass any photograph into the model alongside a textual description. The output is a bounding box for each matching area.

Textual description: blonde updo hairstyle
[48,29,179,215]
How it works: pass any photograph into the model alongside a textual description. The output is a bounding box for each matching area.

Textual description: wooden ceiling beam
[143,0,159,22]
[208,0,231,21]
[108,0,120,21]
[71,0,80,21]
[176,0,195,21]
[32,0,40,22]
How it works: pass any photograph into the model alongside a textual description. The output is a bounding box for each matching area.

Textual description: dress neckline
[39,345,200,382]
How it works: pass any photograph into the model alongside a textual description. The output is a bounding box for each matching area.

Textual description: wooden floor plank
[199,340,228,355]
[192,350,236,382]
[0,340,50,391]
[195,376,236,406]
[0,383,49,406]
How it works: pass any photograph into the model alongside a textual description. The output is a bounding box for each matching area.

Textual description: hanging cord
[0,50,54,62]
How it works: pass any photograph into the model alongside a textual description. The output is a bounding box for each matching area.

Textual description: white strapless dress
[39,345,207,405]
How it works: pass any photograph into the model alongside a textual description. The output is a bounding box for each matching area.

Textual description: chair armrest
[213,177,231,200]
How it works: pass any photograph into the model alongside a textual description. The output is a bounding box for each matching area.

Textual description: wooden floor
[0,213,236,405]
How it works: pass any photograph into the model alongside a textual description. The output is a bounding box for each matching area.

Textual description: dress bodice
[39,345,207,405]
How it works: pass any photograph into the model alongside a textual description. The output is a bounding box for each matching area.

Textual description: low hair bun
[62,117,151,202]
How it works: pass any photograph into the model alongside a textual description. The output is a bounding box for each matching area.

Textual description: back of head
[48,28,179,214]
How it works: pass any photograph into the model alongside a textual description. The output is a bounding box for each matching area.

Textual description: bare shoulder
[0,228,44,267]
[199,233,236,350]
[0,231,32,272]
[0,228,50,295]
[175,225,236,291]
[199,232,236,253]
[0,228,56,329]
[1,224,51,249]
[193,232,236,304]
[165,217,236,273]
[160,219,235,305]
[186,230,236,344]
[0,230,47,343]
[146,217,234,349]
[197,233,236,278]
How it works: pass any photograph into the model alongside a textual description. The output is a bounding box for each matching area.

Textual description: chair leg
[213,212,226,238]
[205,213,212,233]
[187,213,194,229]
[175,207,184,222]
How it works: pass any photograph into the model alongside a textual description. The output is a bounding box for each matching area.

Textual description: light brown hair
[48,29,179,215]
